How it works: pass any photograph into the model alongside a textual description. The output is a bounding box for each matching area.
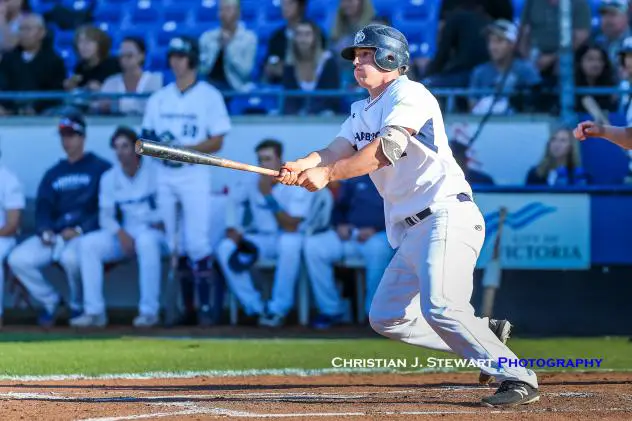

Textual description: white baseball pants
[0,237,17,315]
[216,232,304,317]
[303,230,394,316]
[157,166,214,262]
[79,228,165,316]
[7,235,82,313]
[369,200,538,389]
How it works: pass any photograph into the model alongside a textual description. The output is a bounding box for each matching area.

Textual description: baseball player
[141,36,231,325]
[0,163,25,327]
[216,139,311,327]
[8,112,111,327]
[574,120,632,149]
[71,127,165,328]
[276,24,539,407]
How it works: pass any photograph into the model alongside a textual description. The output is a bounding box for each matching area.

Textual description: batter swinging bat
[135,140,280,177]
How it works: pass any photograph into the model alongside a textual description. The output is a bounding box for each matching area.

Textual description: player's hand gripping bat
[135,139,280,177]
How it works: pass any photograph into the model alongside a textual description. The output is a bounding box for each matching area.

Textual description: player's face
[113,136,136,165]
[352,48,386,88]
[488,33,512,62]
[548,130,572,160]
[169,54,192,78]
[60,132,85,157]
[257,147,281,171]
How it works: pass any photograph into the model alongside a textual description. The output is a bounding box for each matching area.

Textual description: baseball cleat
[69,313,108,328]
[479,319,512,385]
[481,380,540,407]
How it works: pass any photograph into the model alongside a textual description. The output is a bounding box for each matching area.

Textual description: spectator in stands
[0,162,25,329]
[575,42,619,114]
[423,0,490,93]
[73,127,165,329]
[617,36,632,122]
[282,20,340,115]
[7,112,111,327]
[330,0,375,89]
[199,0,258,92]
[303,174,393,329]
[216,139,312,327]
[0,13,66,115]
[63,25,120,94]
[518,0,591,94]
[593,0,631,67]
[263,0,308,85]
[450,141,495,185]
[468,20,541,115]
[525,127,590,185]
[97,37,162,116]
[0,0,30,53]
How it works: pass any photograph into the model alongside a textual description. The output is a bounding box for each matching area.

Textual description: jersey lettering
[354,131,380,142]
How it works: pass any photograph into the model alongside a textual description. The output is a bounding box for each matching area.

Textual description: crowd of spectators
[1,0,632,117]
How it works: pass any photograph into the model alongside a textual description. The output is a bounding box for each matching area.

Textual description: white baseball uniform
[216,174,312,317]
[337,75,538,388]
[0,165,25,315]
[141,80,231,262]
[79,158,165,317]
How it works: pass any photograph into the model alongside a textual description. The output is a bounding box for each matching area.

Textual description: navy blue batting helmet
[228,238,259,273]
[340,24,410,73]
[167,36,200,69]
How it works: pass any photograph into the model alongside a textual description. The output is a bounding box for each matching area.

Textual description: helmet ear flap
[375,47,406,72]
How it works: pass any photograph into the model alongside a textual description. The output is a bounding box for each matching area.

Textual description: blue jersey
[35,152,111,234]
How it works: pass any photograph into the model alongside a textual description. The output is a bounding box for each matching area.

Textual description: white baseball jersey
[141,80,231,174]
[99,158,161,233]
[336,75,472,247]
[0,165,25,227]
[232,175,312,234]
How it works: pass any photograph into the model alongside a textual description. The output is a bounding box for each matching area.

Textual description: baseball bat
[581,96,610,125]
[135,139,280,177]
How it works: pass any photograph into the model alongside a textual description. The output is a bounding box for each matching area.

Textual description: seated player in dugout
[71,126,166,329]
[8,112,111,327]
[216,139,312,327]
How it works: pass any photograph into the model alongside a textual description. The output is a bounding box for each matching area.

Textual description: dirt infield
[0,372,629,420]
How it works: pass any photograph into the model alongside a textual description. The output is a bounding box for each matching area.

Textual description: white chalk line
[0,367,629,382]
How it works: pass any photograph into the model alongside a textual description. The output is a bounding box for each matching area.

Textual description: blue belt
[404,193,472,227]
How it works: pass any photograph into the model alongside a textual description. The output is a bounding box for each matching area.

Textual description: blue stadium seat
[396,0,436,21]
[93,4,124,24]
[372,0,397,19]
[150,48,168,71]
[130,5,161,25]
[262,1,283,22]
[55,30,76,50]
[256,22,283,46]
[195,3,219,23]
[164,5,190,24]
[229,93,279,115]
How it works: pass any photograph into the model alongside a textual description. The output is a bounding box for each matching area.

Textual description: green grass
[0,334,629,376]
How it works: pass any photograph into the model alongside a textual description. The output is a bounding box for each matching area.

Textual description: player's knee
[216,238,237,261]
[7,245,28,271]
[421,304,450,328]
[302,235,325,260]
[279,232,303,253]
[134,232,161,256]
[59,248,80,272]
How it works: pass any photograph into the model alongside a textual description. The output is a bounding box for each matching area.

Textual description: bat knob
[135,140,144,155]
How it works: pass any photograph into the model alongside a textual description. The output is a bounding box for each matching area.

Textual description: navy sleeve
[35,169,56,234]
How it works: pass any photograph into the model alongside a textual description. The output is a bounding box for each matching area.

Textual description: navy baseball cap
[58,113,86,136]
[599,0,628,13]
